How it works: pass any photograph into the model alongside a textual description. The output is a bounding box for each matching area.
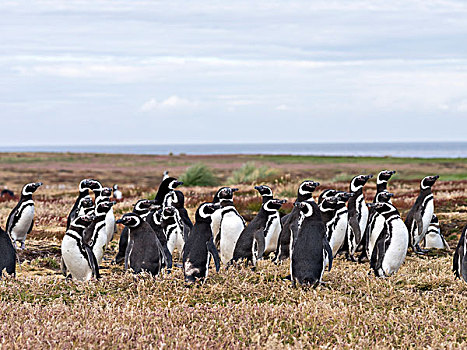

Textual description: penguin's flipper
[84,245,100,279]
[414,210,424,241]
[256,230,266,259]
[207,238,221,272]
[60,257,68,277]
[323,238,333,271]
[462,255,467,283]
[370,226,386,274]
[453,234,463,278]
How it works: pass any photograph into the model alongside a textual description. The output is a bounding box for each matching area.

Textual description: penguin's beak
[390,170,396,175]
[36,182,43,187]
[434,175,440,180]
[116,218,125,224]
[231,188,239,192]
[366,175,374,180]
[279,199,287,204]
[387,193,395,197]
[254,186,261,190]
[175,181,183,187]
[367,203,378,208]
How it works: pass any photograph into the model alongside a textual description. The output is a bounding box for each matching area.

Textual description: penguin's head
[294,200,315,217]
[421,175,439,190]
[318,189,338,204]
[350,174,373,192]
[73,213,96,227]
[374,191,394,203]
[254,185,273,198]
[162,206,177,219]
[113,184,119,191]
[335,191,354,203]
[22,182,43,196]
[133,199,157,213]
[101,187,113,198]
[197,202,221,220]
[213,187,235,202]
[298,180,320,196]
[87,179,103,192]
[160,177,183,191]
[78,179,93,192]
[79,196,94,209]
[116,213,142,228]
[377,170,396,184]
[431,214,439,225]
[96,201,115,215]
[164,190,185,208]
[367,202,394,215]
[264,199,286,211]
[319,196,338,211]
[217,187,239,201]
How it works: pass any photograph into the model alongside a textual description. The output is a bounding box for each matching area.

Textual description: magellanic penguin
[146,207,173,271]
[216,187,246,265]
[423,215,449,250]
[6,182,42,249]
[290,201,333,287]
[373,170,396,202]
[61,214,100,281]
[114,199,157,265]
[275,180,320,263]
[453,223,467,282]
[183,202,221,282]
[254,185,282,256]
[368,202,408,277]
[365,191,394,259]
[346,174,373,261]
[154,177,183,206]
[77,197,95,217]
[211,187,239,249]
[232,198,286,267]
[117,213,166,276]
[161,206,190,259]
[318,191,353,257]
[0,227,16,276]
[93,186,116,247]
[405,175,439,254]
[66,179,98,230]
[112,184,123,201]
[84,201,115,265]
[163,189,193,229]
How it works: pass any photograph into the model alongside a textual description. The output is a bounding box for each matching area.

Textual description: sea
[0,142,466,158]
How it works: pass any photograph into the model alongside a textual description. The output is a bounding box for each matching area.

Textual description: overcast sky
[1,0,466,145]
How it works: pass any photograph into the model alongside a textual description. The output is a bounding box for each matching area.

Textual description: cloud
[140,96,198,112]
[275,104,289,111]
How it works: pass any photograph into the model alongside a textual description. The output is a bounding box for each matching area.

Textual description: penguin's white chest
[105,209,115,245]
[219,212,245,264]
[329,211,348,257]
[210,210,222,244]
[61,235,93,281]
[368,213,386,257]
[166,224,185,255]
[92,223,107,265]
[421,199,434,234]
[382,218,408,276]
[358,196,369,233]
[264,214,281,255]
[11,204,35,241]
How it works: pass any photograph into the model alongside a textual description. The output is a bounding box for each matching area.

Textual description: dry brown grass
[0,153,466,348]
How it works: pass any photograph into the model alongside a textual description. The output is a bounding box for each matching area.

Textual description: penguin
[112,184,122,201]
[211,187,239,248]
[84,201,115,265]
[373,170,396,202]
[161,206,190,259]
[117,213,166,276]
[66,179,98,230]
[0,227,16,276]
[369,202,409,277]
[346,174,373,260]
[163,189,193,229]
[365,191,394,259]
[254,185,274,203]
[77,197,94,217]
[1,187,14,199]
[145,207,173,271]
[6,182,42,249]
[61,214,100,281]
[453,223,467,281]
[162,170,170,181]
[423,215,449,250]
[232,198,286,267]
[405,175,439,254]
[290,200,333,287]
[215,187,246,265]
[154,177,183,206]
[114,199,156,264]
[275,180,320,262]
[183,202,221,282]
[318,191,353,257]
[318,189,339,204]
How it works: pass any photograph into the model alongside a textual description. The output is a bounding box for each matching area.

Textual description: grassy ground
[0,152,466,348]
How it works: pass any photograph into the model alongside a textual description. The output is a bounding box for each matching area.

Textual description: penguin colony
[1,171,466,288]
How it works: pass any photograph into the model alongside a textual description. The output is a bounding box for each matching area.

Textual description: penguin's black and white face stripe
[298,180,320,196]
[295,201,314,217]
[95,201,115,215]
[78,179,93,192]
[116,213,142,228]
[133,199,156,213]
[87,179,103,191]
[318,189,338,204]
[198,203,220,218]
[254,185,273,197]
[22,182,43,196]
[113,184,118,191]
[73,213,95,227]
[430,214,439,225]
[374,191,394,203]
[377,170,396,185]
[421,175,439,190]
[162,206,177,219]
[335,191,353,203]
[79,197,94,209]
[264,199,286,212]
[319,196,338,211]
[218,187,239,201]
[101,187,112,197]
[350,174,373,192]
[367,202,395,215]
[168,179,183,190]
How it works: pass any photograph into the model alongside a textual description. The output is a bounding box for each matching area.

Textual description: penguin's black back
[0,228,16,276]
[67,190,89,230]
[232,208,268,262]
[183,220,212,279]
[275,206,301,261]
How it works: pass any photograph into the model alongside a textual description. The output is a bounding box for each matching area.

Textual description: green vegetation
[228,162,279,184]
[179,163,219,187]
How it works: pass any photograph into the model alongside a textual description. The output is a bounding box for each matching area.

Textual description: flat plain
[0,152,466,348]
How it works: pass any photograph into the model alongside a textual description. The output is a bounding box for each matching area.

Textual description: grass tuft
[228,162,279,185]
[179,163,219,187]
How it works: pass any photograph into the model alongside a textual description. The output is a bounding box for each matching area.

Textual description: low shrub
[179,163,218,187]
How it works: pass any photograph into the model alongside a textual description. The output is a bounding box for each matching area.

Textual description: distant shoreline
[0,142,466,159]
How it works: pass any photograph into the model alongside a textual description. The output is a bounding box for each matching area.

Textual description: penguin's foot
[346,253,356,262]
[282,274,291,281]
[414,244,428,255]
